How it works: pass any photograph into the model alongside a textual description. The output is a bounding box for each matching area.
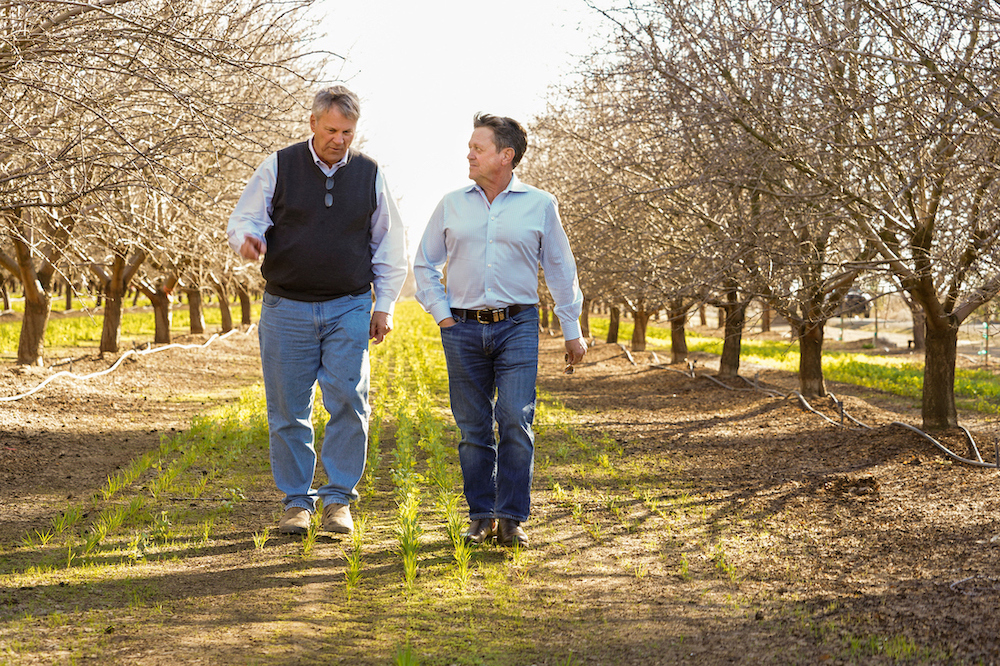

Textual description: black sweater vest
[262,143,378,302]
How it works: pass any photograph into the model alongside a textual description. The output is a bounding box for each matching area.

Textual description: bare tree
[0,0,324,363]
[577,0,1000,428]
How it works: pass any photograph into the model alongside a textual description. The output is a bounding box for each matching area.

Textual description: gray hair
[312,85,361,120]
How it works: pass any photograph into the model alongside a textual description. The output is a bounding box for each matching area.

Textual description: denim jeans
[440,306,539,522]
[258,290,371,512]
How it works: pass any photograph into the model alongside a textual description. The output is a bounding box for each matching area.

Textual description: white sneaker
[322,502,354,534]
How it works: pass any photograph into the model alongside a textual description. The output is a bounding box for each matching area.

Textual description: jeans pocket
[262,292,281,308]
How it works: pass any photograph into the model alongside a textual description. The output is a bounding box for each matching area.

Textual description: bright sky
[319,1,608,252]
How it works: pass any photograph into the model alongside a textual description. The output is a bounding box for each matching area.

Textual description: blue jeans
[440,307,539,522]
[258,291,371,511]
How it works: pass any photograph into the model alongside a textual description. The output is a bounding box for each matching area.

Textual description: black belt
[451,304,533,324]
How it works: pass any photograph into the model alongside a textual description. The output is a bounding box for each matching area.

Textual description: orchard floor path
[2,312,1000,665]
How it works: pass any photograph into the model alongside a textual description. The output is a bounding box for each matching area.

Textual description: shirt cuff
[373,296,396,316]
[560,320,583,341]
[429,303,453,324]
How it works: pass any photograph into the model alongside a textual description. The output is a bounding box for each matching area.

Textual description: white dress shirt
[226,139,408,315]
[414,174,583,340]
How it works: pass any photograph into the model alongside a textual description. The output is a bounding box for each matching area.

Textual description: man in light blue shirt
[414,113,587,548]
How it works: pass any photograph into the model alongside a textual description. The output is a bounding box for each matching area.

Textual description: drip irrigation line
[739,374,785,399]
[890,421,999,469]
[787,390,869,432]
[678,363,998,469]
[618,343,636,365]
[0,325,255,403]
[827,392,873,430]
[704,374,764,394]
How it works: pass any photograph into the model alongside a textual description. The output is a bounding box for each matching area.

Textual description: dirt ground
[0,330,263,538]
[3,318,1000,663]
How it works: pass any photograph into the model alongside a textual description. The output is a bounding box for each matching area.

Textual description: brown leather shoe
[278,507,311,535]
[461,518,496,545]
[322,502,354,534]
[497,518,529,548]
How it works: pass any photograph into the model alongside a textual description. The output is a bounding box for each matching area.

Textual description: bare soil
[2,319,1000,664]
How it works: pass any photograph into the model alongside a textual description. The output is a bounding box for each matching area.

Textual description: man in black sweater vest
[227,86,407,535]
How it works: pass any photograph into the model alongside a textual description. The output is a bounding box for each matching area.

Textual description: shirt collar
[308,137,349,171]
[467,172,528,196]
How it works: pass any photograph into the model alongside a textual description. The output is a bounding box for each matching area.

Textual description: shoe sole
[500,540,529,548]
[463,535,494,546]
[278,525,309,535]
[324,523,352,534]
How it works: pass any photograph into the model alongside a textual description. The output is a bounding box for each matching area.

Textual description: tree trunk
[100,286,124,353]
[922,321,958,431]
[18,292,50,366]
[149,288,173,344]
[698,304,707,326]
[717,307,725,329]
[187,288,206,334]
[540,303,550,329]
[212,279,233,333]
[910,307,926,351]
[606,306,620,344]
[236,282,253,326]
[580,296,591,339]
[11,224,57,366]
[760,302,771,332]
[64,279,73,310]
[631,308,652,352]
[1,279,9,310]
[719,298,748,379]
[668,300,689,364]
[100,262,126,354]
[797,321,827,397]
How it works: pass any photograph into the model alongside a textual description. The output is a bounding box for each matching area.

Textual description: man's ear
[502,147,515,165]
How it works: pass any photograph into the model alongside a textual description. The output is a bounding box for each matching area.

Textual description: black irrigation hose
[827,392,873,430]
[739,373,785,399]
[680,366,1000,470]
[890,421,1000,469]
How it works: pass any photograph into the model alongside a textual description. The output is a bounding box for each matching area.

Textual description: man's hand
[565,337,587,367]
[438,317,457,328]
[370,311,393,344]
[240,236,267,260]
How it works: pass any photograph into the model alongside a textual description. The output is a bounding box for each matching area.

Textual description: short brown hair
[473,113,527,168]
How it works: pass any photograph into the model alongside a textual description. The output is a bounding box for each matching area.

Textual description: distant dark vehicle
[840,289,870,317]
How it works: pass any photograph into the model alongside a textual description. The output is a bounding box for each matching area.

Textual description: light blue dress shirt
[226,139,408,315]
[413,174,584,340]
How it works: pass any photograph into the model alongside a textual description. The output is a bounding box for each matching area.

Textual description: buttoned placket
[480,189,504,304]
